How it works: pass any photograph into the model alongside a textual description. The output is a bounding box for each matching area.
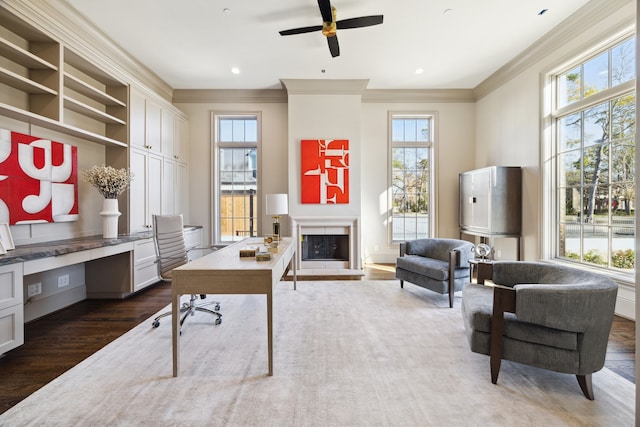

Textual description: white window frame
[388,112,436,244]
[212,111,262,245]
[541,29,635,283]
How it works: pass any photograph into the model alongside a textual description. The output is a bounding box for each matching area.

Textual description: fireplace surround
[290,216,361,270]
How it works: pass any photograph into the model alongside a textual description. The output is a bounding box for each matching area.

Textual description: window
[390,114,434,242]
[549,35,635,274]
[214,113,260,243]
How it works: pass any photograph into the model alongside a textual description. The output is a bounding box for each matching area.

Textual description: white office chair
[150,214,222,330]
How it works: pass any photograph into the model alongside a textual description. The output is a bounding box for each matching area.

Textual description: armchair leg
[490,286,516,384]
[448,250,456,308]
[577,374,595,400]
[400,280,404,288]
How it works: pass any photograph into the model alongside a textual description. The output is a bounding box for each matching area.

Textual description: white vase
[100,198,121,239]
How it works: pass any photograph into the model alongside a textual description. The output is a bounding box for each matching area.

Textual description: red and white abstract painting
[0,129,78,224]
[301,139,349,204]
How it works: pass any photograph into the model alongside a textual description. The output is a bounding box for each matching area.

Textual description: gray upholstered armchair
[461,261,618,399]
[396,238,475,308]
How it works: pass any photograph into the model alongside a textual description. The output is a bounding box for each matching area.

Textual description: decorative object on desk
[474,243,493,261]
[265,193,288,241]
[256,251,272,261]
[99,199,121,238]
[264,235,274,245]
[239,248,258,258]
[267,242,280,253]
[301,139,349,204]
[0,129,79,224]
[0,223,14,250]
[81,165,133,239]
[81,165,133,199]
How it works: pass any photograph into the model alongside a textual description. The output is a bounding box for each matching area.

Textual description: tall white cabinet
[123,87,189,233]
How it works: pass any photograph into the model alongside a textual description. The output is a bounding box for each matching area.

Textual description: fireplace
[290,216,361,270]
[302,235,349,261]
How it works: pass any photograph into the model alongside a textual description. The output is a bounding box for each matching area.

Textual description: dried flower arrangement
[81,165,133,199]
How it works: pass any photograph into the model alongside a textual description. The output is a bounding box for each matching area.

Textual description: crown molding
[173,89,288,104]
[1,0,174,102]
[362,89,475,103]
[474,0,635,100]
[281,79,370,95]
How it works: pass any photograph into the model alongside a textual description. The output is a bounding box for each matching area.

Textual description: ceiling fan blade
[327,35,340,57]
[336,15,384,30]
[279,25,323,36]
[317,0,333,23]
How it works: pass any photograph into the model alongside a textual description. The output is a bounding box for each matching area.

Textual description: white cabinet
[128,86,189,230]
[175,115,189,163]
[133,238,159,292]
[130,147,162,232]
[161,108,175,159]
[0,263,24,355]
[176,161,188,217]
[162,157,176,215]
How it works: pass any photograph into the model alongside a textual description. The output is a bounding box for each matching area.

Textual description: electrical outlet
[58,274,70,288]
[27,282,42,297]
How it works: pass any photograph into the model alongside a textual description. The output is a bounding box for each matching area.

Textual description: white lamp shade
[266,193,288,216]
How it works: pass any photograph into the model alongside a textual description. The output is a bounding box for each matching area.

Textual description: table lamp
[265,193,288,241]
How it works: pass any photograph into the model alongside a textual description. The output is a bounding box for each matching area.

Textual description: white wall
[361,102,476,264]
[174,101,289,245]
[178,94,476,264]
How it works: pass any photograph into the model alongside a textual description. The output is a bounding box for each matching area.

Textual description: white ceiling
[65,0,591,91]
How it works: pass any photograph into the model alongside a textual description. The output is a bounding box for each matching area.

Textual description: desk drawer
[0,263,23,311]
[0,303,24,354]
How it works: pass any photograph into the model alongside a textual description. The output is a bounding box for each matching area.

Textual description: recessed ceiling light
[416,68,424,75]
[231,67,240,74]
[223,8,231,14]
[538,9,548,16]
[443,8,453,15]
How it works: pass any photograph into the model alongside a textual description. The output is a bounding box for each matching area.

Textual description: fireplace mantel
[289,216,361,271]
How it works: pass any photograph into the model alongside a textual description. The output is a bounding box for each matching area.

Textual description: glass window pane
[219,119,233,141]
[392,119,404,141]
[558,113,581,152]
[583,103,609,147]
[611,38,636,86]
[557,66,581,108]
[417,119,429,142]
[392,148,405,171]
[582,144,609,186]
[559,187,581,223]
[232,120,245,142]
[558,150,581,187]
[404,119,417,141]
[611,95,636,140]
[583,51,609,97]
[245,119,257,142]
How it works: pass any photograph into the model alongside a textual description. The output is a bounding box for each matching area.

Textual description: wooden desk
[171,237,296,377]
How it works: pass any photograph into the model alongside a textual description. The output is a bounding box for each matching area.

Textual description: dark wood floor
[0,264,635,416]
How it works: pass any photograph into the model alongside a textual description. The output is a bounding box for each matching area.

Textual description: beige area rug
[0,280,634,426]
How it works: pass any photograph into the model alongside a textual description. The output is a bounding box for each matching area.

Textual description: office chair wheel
[152,320,160,328]
[215,318,222,325]
[214,304,221,311]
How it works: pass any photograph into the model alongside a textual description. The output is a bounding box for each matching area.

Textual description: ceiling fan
[279,0,383,58]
